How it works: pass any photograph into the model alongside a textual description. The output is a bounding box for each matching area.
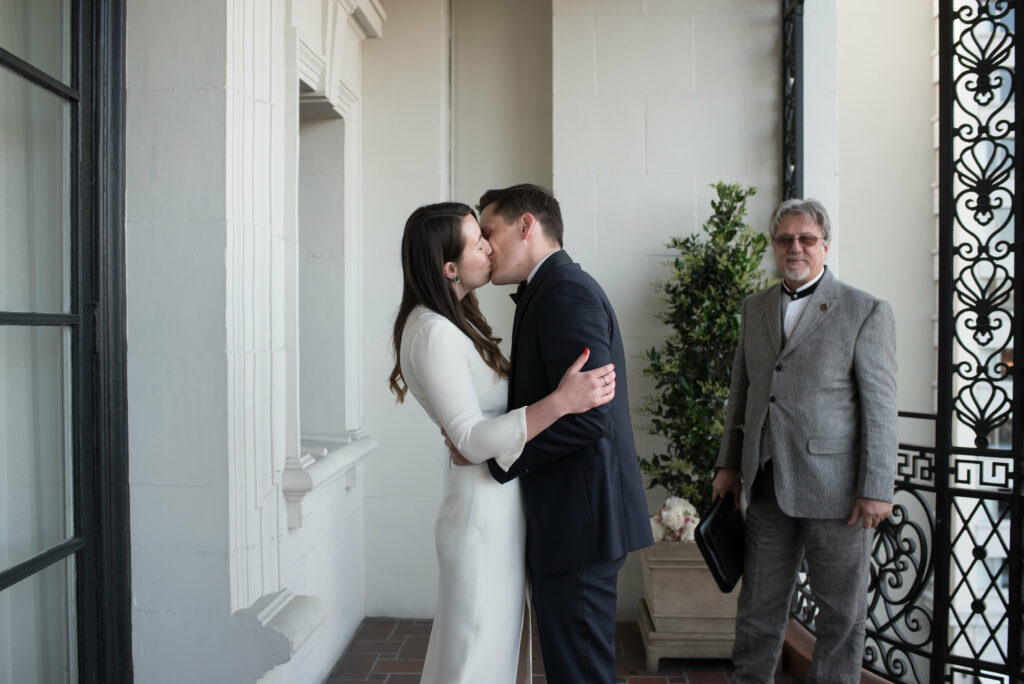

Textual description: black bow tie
[510,280,527,304]
[782,279,820,301]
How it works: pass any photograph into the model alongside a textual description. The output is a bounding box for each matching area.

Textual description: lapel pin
[820,303,829,311]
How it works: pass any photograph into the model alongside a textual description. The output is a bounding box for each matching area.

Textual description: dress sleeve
[406,318,527,465]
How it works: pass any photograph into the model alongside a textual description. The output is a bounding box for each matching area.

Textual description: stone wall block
[596,13,694,94]
[554,94,645,174]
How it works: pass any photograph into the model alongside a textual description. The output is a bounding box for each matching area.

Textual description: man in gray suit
[713,198,898,683]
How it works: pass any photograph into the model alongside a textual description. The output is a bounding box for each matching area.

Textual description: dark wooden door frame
[0,0,130,680]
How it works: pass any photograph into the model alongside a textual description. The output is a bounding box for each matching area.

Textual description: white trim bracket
[283,431,377,528]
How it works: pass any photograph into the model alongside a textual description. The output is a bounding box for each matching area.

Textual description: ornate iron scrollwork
[792,485,936,682]
[784,2,1019,680]
[942,4,1019,673]
[949,0,1015,450]
[781,0,803,200]
[863,489,936,683]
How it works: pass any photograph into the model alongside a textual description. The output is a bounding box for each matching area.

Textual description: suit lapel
[508,250,573,405]
[762,285,783,358]
[510,250,572,352]
[780,269,838,355]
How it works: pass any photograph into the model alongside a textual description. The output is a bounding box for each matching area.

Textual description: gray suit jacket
[716,269,898,518]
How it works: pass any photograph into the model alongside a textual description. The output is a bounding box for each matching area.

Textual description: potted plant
[636,182,771,669]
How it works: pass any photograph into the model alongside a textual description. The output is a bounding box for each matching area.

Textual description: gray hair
[769,198,831,242]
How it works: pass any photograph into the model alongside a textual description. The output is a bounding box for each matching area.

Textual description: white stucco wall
[4,0,942,678]
[452,0,553,344]
[126,0,381,681]
[126,0,247,676]
[836,0,935,430]
[552,0,781,618]
[362,0,452,618]
[362,0,789,623]
[125,0,938,655]
[360,0,553,619]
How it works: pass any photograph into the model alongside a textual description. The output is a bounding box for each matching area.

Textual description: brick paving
[327,618,799,683]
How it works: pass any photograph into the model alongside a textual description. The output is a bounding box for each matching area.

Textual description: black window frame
[0,0,130,681]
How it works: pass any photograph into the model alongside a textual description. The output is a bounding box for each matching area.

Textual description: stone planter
[637,540,740,670]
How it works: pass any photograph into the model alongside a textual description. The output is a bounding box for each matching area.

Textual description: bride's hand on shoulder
[555,347,615,414]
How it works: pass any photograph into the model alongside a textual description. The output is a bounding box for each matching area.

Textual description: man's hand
[712,467,742,507]
[847,497,893,529]
[441,429,473,467]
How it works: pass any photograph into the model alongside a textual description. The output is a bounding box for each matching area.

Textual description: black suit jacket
[488,251,654,574]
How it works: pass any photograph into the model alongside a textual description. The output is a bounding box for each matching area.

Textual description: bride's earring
[453,274,460,283]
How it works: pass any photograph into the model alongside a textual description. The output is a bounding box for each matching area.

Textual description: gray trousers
[733,467,872,684]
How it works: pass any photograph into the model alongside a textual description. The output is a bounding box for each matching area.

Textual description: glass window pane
[0,556,76,684]
[0,66,72,314]
[0,0,70,83]
[0,326,72,572]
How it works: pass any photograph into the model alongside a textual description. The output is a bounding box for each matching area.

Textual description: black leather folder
[694,494,745,593]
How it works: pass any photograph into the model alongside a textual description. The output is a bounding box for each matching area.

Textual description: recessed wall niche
[298,100,347,442]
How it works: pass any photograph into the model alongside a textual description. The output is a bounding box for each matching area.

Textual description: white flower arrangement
[649,496,700,542]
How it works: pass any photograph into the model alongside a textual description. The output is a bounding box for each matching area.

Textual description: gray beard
[783,261,810,282]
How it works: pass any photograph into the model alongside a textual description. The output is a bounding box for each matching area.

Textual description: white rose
[660,505,687,532]
[664,496,697,517]
[649,515,668,542]
[660,497,699,536]
[677,518,698,542]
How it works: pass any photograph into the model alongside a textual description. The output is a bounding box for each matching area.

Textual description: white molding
[334,78,359,111]
[333,95,364,432]
[226,0,293,613]
[235,589,327,655]
[283,432,377,528]
[292,0,369,484]
[312,78,358,122]
[297,38,326,91]
[340,0,386,38]
[319,70,363,435]
[299,94,343,118]
[323,0,341,104]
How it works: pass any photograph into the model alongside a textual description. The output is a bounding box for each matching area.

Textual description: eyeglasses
[773,234,824,248]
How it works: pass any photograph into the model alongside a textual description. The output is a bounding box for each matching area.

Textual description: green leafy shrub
[640,182,772,514]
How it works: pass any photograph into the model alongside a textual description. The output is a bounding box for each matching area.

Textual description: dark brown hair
[389,202,510,402]
[477,183,564,247]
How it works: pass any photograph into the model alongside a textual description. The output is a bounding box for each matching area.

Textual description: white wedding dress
[399,306,531,684]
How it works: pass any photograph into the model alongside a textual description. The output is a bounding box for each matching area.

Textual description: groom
[478,184,653,683]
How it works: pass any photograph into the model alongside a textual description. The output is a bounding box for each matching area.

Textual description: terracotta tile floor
[327,618,798,683]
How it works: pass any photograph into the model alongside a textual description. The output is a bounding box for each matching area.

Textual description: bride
[388,202,616,684]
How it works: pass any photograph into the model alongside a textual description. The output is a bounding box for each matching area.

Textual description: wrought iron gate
[783,1,1021,681]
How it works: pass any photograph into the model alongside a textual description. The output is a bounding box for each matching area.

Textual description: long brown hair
[389,202,510,402]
